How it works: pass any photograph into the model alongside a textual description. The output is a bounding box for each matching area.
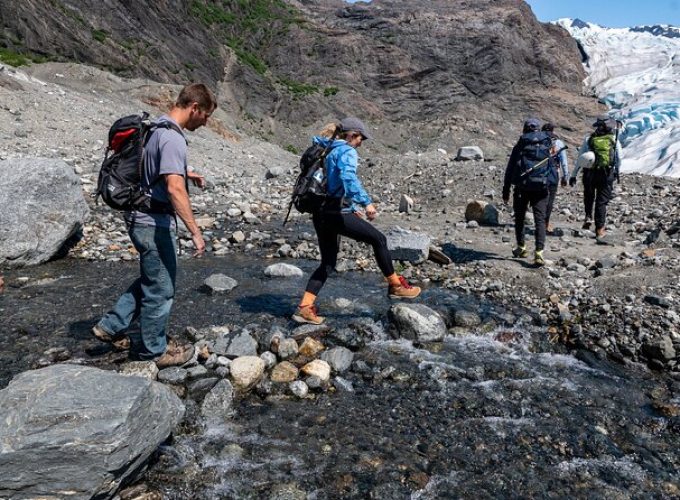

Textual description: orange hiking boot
[388,276,421,299]
[292,304,325,325]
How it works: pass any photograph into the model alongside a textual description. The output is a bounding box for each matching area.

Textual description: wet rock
[213,330,258,358]
[0,158,90,267]
[385,226,431,264]
[278,338,299,360]
[187,377,219,400]
[230,356,265,390]
[299,337,325,357]
[0,364,183,499]
[301,359,331,382]
[464,200,499,226]
[120,361,158,381]
[289,380,309,398]
[201,379,235,421]
[321,347,354,373]
[157,367,188,385]
[271,361,299,383]
[455,146,484,161]
[333,377,355,392]
[204,274,238,294]
[388,303,447,342]
[264,263,303,277]
[291,323,331,341]
[260,326,287,353]
[453,309,482,328]
[642,336,676,363]
[187,365,208,379]
[260,351,277,369]
[268,482,307,500]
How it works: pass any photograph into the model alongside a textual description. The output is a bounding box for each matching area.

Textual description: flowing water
[1,256,679,498]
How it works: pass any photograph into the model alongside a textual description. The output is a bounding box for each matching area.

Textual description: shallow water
[1,256,678,498]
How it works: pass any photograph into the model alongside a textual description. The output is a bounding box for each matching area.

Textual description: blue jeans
[98,224,177,360]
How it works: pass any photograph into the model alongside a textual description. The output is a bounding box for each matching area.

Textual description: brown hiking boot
[292,305,325,325]
[596,227,606,238]
[388,276,421,299]
[92,325,130,350]
[155,342,195,368]
[546,223,554,233]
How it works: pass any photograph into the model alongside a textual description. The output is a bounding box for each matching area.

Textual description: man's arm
[166,174,205,256]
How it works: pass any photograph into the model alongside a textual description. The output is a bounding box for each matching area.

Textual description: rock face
[0,0,599,152]
[0,158,89,267]
[0,364,184,499]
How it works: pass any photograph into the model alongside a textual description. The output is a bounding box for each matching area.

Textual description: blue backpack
[516,131,556,193]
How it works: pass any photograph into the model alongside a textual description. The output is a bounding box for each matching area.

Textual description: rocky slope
[0,0,601,152]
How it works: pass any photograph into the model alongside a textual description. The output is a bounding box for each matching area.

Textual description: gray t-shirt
[125,115,187,228]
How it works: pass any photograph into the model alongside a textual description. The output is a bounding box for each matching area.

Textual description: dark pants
[545,183,558,227]
[98,224,177,360]
[513,189,549,251]
[583,169,614,230]
[305,211,395,295]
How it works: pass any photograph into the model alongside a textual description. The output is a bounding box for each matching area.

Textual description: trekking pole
[282,200,294,227]
[519,145,568,178]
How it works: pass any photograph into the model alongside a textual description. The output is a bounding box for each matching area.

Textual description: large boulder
[455,146,484,161]
[388,303,447,342]
[385,226,431,264]
[0,158,89,267]
[465,200,499,226]
[0,364,184,499]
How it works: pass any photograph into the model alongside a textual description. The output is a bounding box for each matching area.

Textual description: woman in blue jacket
[293,117,421,325]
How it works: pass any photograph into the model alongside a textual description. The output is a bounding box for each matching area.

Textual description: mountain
[557,18,680,177]
[0,0,601,153]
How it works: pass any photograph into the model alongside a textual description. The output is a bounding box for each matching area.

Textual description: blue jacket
[313,136,372,212]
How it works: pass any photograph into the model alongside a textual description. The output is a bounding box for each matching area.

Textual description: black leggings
[305,211,395,295]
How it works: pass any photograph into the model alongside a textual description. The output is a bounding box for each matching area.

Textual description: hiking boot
[596,227,606,238]
[388,276,421,299]
[534,250,545,267]
[582,218,592,230]
[92,325,130,350]
[546,223,554,233]
[155,342,195,368]
[292,305,325,325]
[512,245,528,258]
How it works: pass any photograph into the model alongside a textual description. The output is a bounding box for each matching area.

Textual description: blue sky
[525,0,680,28]
[346,1,680,28]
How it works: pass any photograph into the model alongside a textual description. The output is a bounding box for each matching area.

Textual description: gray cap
[524,118,541,130]
[339,116,372,140]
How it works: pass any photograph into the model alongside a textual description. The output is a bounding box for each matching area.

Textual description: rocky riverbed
[2,61,680,497]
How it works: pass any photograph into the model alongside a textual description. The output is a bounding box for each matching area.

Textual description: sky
[346,1,680,28]
[524,0,680,28]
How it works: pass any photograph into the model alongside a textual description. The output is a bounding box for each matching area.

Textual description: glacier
[557,19,680,177]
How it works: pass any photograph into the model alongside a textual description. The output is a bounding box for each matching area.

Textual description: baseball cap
[339,116,372,140]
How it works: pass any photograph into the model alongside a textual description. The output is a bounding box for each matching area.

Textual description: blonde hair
[317,122,356,140]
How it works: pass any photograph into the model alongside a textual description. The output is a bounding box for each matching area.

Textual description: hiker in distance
[541,122,570,233]
[569,117,622,240]
[502,118,561,267]
[93,83,217,367]
[293,117,421,325]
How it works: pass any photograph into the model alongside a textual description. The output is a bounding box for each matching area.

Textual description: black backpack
[95,113,179,212]
[516,131,555,193]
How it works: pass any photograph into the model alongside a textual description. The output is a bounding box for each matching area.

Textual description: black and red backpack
[95,112,178,212]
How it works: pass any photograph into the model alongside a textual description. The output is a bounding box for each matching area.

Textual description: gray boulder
[213,329,258,358]
[321,347,354,373]
[455,146,484,161]
[388,303,447,342]
[264,263,304,277]
[204,274,238,294]
[201,379,235,421]
[385,226,431,264]
[0,158,90,267]
[464,200,499,226]
[0,364,184,499]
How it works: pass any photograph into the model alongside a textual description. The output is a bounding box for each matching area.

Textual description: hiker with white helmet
[570,117,623,239]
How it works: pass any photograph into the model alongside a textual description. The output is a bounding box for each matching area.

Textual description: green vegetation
[0,48,30,66]
[189,1,235,26]
[278,77,319,96]
[323,86,339,97]
[92,29,108,43]
[285,144,299,154]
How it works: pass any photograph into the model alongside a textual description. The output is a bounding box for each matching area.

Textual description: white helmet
[577,151,596,170]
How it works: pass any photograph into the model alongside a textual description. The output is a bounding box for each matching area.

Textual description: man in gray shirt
[93,83,217,367]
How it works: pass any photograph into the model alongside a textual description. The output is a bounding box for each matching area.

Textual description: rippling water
[1,256,678,498]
